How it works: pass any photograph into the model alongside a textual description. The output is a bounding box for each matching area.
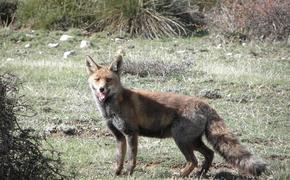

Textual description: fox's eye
[95,78,100,81]
[106,78,112,82]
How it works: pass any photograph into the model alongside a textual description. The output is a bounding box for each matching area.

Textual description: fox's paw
[180,162,196,177]
[126,166,135,175]
[114,165,123,176]
[195,169,210,179]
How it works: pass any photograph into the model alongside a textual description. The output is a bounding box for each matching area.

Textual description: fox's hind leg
[171,124,199,177]
[173,138,198,177]
[171,117,208,177]
[194,137,214,177]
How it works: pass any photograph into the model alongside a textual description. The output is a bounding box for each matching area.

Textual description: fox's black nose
[99,87,105,93]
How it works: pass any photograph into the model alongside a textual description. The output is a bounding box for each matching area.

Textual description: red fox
[86,50,267,177]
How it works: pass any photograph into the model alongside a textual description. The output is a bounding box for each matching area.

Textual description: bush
[92,0,208,38]
[0,74,66,179]
[207,0,290,41]
[17,0,99,30]
[16,0,208,38]
[0,0,18,27]
[122,58,194,77]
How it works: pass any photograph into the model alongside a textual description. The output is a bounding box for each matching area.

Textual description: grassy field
[1,28,290,179]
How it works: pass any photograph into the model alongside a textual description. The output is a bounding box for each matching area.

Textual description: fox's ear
[109,49,124,74]
[86,55,101,74]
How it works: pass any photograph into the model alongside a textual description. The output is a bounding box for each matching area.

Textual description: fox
[86,50,267,177]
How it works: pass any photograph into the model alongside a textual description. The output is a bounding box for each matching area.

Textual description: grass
[0,27,290,179]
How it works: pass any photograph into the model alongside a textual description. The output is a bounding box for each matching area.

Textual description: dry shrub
[0,0,18,27]
[95,0,207,38]
[208,0,290,41]
[0,74,66,180]
[16,0,208,38]
[122,59,194,77]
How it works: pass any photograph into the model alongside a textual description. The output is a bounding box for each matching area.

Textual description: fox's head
[86,50,124,103]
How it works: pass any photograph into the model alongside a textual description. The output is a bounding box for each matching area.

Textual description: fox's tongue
[98,92,108,102]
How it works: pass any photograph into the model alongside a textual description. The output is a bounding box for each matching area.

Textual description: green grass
[1,27,289,179]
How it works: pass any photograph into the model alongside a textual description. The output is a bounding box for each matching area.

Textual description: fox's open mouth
[97,91,110,102]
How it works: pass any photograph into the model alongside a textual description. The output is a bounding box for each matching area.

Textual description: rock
[43,125,57,136]
[48,43,59,48]
[114,37,125,43]
[176,50,186,54]
[80,40,91,48]
[24,43,31,48]
[6,58,14,61]
[25,33,34,38]
[58,124,77,135]
[199,89,222,99]
[63,50,75,59]
[216,44,222,49]
[60,35,73,41]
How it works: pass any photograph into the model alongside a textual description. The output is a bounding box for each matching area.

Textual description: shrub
[122,59,194,77]
[17,0,99,30]
[16,0,208,38]
[0,74,66,179]
[0,0,18,27]
[94,0,207,38]
[207,0,290,41]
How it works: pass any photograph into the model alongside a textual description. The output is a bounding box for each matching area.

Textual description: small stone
[63,50,75,59]
[43,125,57,136]
[58,124,77,135]
[199,89,222,99]
[176,50,186,54]
[80,40,91,48]
[6,58,14,61]
[48,43,59,48]
[216,44,222,49]
[25,33,34,38]
[60,35,73,41]
[114,37,125,43]
[25,43,31,48]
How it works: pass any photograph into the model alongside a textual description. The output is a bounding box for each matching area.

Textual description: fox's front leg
[107,122,127,175]
[126,133,138,175]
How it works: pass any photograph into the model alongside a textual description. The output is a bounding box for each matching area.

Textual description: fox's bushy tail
[205,116,267,176]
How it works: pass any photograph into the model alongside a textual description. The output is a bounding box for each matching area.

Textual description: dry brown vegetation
[207,0,290,41]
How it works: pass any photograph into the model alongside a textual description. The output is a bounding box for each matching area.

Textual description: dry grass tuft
[95,0,207,38]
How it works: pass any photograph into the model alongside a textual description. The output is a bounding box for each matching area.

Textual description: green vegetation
[0,28,289,179]
[15,0,208,38]
[16,0,99,30]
